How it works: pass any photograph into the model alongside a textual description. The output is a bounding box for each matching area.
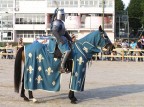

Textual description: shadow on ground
[35,84,144,103]
[76,84,144,103]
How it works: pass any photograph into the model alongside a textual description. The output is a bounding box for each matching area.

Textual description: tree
[127,0,143,31]
[115,0,124,12]
[115,0,125,38]
[141,0,144,27]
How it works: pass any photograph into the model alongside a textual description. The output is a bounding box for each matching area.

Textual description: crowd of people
[105,35,144,61]
[114,35,144,50]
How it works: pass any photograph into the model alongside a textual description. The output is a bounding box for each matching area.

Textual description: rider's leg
[60,50,71,73]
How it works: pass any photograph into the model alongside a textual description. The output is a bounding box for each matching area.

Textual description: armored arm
[52,25,64,44]
[64,31,72,42]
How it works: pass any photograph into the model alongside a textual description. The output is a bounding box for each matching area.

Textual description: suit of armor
[51,9,72,73]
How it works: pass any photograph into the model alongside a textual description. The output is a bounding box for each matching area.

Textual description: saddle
[54,41,72,59]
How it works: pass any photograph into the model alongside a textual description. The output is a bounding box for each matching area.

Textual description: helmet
[57,9,65,21]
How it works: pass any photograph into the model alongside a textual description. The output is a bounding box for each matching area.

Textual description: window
[74,1,78,5]
[15,14,45,24]
[99,0,102,7]
[94,0,98,7]
[89,1,93,5]
[109,0,113,7]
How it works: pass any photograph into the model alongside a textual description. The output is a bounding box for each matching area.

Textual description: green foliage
[128,0,143,17]
[141,17,144,26]
[129,18,141,31]
[115,0,125,12]
[140,0,144,26]
[127,0,143,30]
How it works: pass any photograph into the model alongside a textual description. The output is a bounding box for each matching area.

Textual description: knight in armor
[51,8,72,73]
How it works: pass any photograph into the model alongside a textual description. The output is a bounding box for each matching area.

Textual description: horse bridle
[100,31,113,51]
[98,31,109,46]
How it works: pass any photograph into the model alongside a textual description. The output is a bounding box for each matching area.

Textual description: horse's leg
[28,91,33,99]
[68,90,77,104]
[20,80,29,101]
[28,90,38,103]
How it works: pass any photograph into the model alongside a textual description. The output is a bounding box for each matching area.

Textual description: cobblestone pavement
[0,59,144,107]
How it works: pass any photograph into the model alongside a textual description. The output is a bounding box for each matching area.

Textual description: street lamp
[0,14,3,42]
[102,0,105,30]
[5,12,8,40]
[119,15,121,39]
[88,14,92,32]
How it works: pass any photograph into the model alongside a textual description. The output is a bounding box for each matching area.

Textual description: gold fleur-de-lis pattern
[83,47,88,53]
[38,66,42,72]
[77,79,81,86]
[46,67,53,75]
[24,43,62,91]
[52,81,56,86]
[36,75,43,84]
[27,65,34,74]
[28,53,32,58]
[37,54,44,63]
[29,78,32,82]
[54,58,58,61]
[77,57,84,65]
[75,72,78,77]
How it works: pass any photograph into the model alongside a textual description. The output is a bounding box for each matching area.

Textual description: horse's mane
[77,30,101,45]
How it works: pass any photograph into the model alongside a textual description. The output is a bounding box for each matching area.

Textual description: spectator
[121,40,129,50]
[17,38,24,50]
[121,40,129,61]
[136,39,143,61]
[6,43,13,59]
[140,35,144,49]
[130,40,137,49]
[137,39,142,49]
[129,40,137,61]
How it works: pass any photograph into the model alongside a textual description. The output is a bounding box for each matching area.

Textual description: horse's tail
[14,46,24,93]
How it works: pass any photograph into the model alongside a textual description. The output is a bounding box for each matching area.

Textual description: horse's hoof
[71,100,77,104]
[69,96,78,101]
[21,95,29,101]
[73,97,78,101]
[29,98,38,103]
[23,97,29,101]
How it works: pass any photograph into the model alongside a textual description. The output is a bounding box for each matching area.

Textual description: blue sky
[122,0,130,8]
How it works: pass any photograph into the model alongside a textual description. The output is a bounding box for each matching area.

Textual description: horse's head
[98,26,115,52]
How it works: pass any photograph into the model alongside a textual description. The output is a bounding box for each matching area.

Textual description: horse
[14,28,114,104]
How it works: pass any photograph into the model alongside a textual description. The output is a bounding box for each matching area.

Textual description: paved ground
[0,59,144,107]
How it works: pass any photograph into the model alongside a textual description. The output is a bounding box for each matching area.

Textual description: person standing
[140,35,144,49]
[17,38,24,50]
[6,42,13,59]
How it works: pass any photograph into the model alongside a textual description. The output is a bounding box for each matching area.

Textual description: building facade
[0,0,115,43]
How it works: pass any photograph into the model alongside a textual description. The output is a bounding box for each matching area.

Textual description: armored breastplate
[52,20,66,36]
